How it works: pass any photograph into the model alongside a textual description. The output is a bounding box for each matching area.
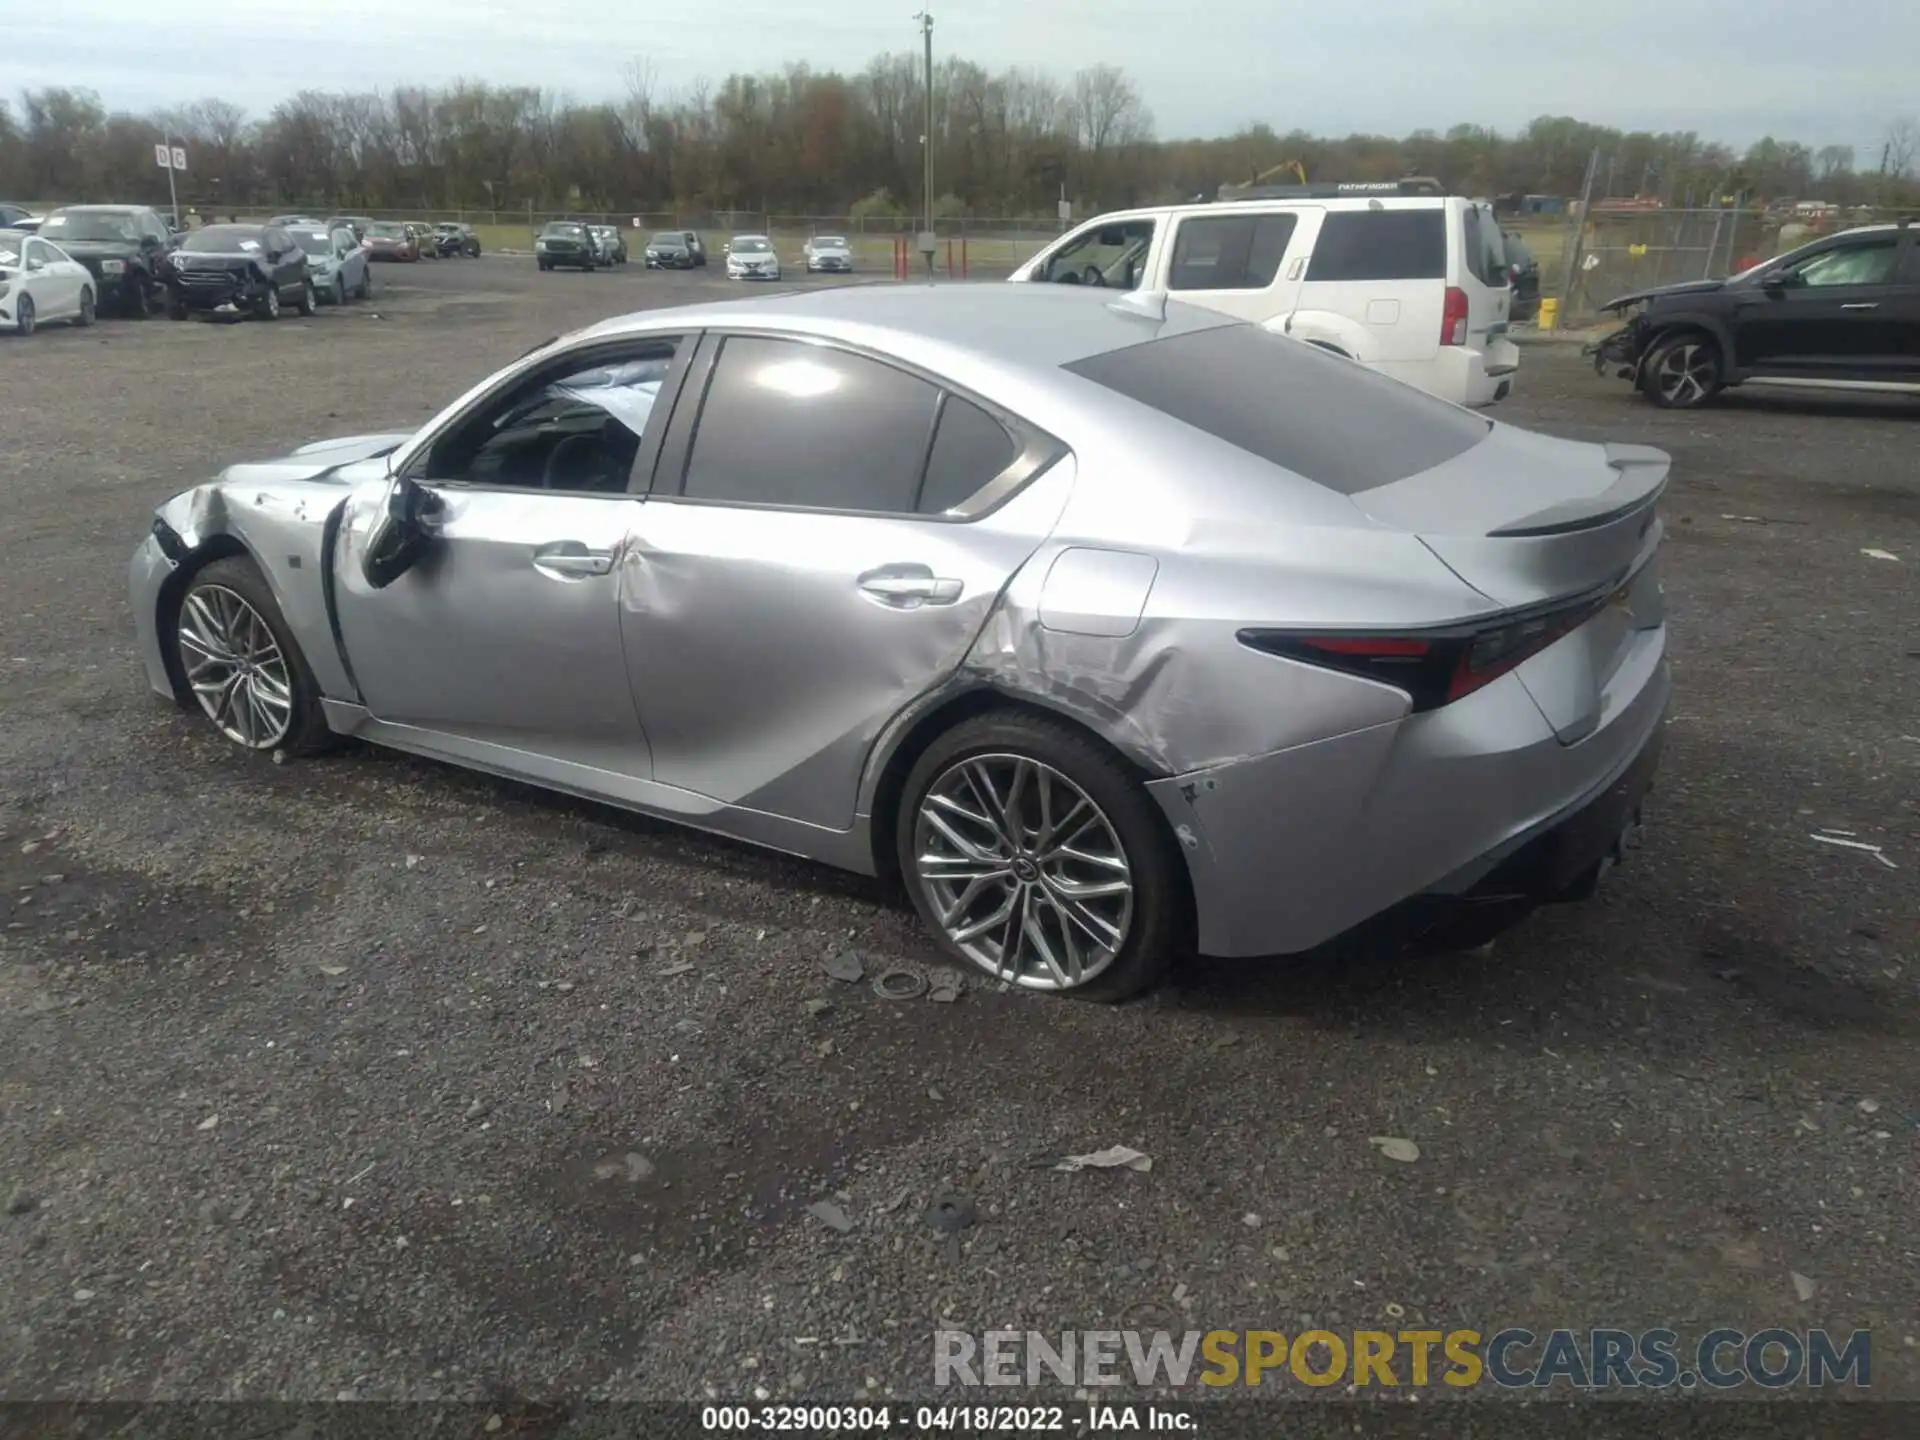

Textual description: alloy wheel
[1655,343,1715,406]
[177,585,295,749]
[911,753,1134,991]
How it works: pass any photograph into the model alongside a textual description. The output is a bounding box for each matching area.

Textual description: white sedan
[802,234,854,273]
[0,229,97,334]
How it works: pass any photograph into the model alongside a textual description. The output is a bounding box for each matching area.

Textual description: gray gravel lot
[1,256,1916,1412]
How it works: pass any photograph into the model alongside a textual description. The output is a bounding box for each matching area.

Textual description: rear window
[1063,323,1489,495]
[1305,209,1446,282]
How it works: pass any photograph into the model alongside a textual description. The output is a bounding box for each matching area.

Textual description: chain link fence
[192,204,1067,271]
[1550,205,1909,324]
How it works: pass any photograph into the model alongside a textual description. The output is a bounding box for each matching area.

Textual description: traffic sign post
[155,140,185,228]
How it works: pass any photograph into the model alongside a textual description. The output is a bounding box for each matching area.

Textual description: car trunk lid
[1347,425,1669,743]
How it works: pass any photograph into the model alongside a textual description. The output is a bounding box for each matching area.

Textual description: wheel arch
[152,534,258,706]
[862,685,1188,899]
[1637,315,1734,382]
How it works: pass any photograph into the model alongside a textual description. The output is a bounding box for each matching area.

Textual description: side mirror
[361,474,444,589]
[26,256,45,272]
[1762,273,1791,295]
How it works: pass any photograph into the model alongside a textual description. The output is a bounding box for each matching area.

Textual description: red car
[363,221,418,262]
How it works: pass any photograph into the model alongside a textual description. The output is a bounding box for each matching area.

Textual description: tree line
[3,56,1916,220]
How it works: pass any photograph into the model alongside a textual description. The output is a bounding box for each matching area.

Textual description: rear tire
[1641,332,1722,409]
[895,711,1187,1003]
[172,557,332,757]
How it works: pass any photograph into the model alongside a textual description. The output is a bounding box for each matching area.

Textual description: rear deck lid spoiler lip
[1484,443,1670,538]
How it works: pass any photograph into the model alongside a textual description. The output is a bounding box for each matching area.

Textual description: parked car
[590,225,629,264]
[1009,179,1520,407]
[430,222,481,258]
[363,222,419,262]
[0,228,98,333]
[164,222,315,320]
[268,214,324,228]
[645,231,698,269]
[1588,219,1920,409]
[293,224,372,305]
[726,234,781,280]
[127,284,1669,1001]
[326,216,374,244]
[535,221,599,271]
[1502,230,1542,324]
[0,202,46,233]
[34,204,174,317]
[803,234,854,273]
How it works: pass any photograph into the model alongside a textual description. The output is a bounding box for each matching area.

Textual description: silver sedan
[128,285,1670,1001]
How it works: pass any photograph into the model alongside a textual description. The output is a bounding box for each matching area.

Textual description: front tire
[330,277,346,307]
[1641,333,1722,409]
[173,557,331,756]
[14,293,34,336]
[294,280,315,316]
[256,285,281,321]
[895,712,1186,1002]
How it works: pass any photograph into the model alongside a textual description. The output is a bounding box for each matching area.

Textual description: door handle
[1839,302,1878,311]
[532,545,615,578]
[857,566,963,608]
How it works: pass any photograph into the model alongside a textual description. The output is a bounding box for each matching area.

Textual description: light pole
[914,9,934,275]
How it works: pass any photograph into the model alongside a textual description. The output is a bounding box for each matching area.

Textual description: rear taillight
[1240,590,1618,713]
[1441,286,1470,346]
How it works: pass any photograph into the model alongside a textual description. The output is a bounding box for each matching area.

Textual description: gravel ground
[1,258,1916,1414]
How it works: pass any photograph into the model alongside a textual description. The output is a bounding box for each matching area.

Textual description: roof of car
[585,283,1238,371]
[53,204,144,214]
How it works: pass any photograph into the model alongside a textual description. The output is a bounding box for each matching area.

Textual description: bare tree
[1068,64,1151,156]
[1884,116,1918,178]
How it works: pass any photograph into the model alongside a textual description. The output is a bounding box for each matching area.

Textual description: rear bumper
[1149,628,1670,958]
[1375,337,1521,408]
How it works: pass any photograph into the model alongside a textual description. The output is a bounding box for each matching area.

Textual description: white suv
[1009,180,1520,407]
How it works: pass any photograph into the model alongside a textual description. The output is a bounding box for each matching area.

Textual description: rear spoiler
[1487,444,1670,538]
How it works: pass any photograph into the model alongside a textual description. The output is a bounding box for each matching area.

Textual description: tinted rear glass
[1063,323,1489,495]
[1305,209,1447,281]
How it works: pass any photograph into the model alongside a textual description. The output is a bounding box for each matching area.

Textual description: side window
[1305,210,1447,282]
[424,339,680,494]
[1784,238,1899,288]
[1460,206,1506,286]
[918,396,1018,513]
[140,211,167,244]
[680,336,939,512]
[267,227,293,255]
[1168,214,1298,291]
[23,239,48,267]
[1038,220,1155,289]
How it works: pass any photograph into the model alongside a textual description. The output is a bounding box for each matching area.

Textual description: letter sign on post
[171,147,188,171]
[155,143,172,169]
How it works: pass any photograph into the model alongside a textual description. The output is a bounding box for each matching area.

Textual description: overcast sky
[6,0,1915,158]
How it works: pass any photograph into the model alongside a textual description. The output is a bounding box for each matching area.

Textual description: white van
[1009,180,1520,407]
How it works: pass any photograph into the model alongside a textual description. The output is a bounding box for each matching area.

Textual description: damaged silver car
[129,285,1671,1001]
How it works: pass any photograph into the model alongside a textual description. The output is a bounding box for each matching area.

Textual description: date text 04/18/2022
[699,1403,1192,1431]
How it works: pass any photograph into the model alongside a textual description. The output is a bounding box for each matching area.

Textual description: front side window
[23,239,53,268]
[1305,209,1447,282]
[1167,214,1298,291]
[1037,219,1154,289]
[424,340,681,494]
[680,336,939,512]
[1779,238,1899,288]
